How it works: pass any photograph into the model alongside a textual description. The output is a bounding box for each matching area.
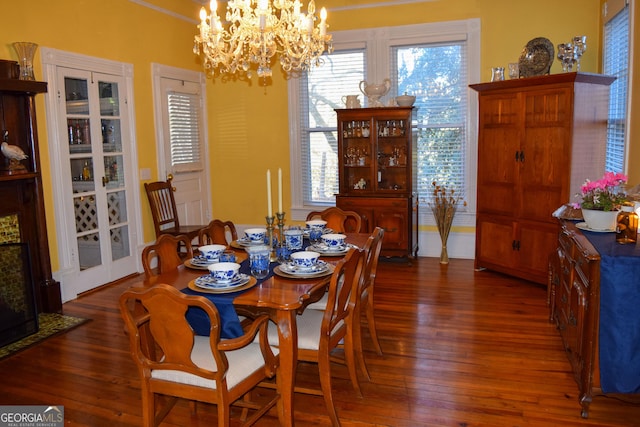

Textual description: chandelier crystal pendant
[194,0,333,81]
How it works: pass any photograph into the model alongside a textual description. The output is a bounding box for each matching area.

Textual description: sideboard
[548,220,640,418]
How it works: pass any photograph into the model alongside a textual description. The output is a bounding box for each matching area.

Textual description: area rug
[0,313,89,360]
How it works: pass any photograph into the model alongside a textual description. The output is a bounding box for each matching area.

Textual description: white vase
[581,208,618,231]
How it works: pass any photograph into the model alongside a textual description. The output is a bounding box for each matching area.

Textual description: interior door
[158,77,208,228]
[57,68,137,296]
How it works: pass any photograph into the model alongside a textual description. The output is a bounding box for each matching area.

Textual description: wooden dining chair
[199,219,238,246]
[352,227,385,380]
[119,283,279,427]
[144,177,205,242]
[265,247,364,426]
[141,234,193,279]
[307,227,385,381]
[306,207,362,233]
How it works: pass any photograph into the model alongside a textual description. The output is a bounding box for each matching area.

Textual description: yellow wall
[1,0,636,271]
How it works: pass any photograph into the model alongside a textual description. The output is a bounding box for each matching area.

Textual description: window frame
[288,19,480,227]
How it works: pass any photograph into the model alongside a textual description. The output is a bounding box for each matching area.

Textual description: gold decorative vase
[12,42,38,81]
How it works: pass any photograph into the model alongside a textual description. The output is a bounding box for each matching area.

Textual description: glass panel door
[64,73,131,272]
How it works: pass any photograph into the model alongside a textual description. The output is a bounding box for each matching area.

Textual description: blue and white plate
[307,243,350,256]
[194,273,250,290]
[303,227,333,238]
[279,260,329,275]
[236,237,267,247]
[190,255,218,266]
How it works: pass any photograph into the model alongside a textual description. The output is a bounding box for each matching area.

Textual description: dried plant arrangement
[429,181,466,264]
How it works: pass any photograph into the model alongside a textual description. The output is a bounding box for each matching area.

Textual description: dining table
[139,232,370,426]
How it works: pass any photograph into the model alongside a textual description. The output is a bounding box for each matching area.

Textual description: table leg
[275,310,298,427]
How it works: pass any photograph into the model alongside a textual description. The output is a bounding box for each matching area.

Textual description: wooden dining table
[139,232,370,426]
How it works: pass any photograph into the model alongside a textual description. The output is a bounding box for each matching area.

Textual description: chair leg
[366,291,383,356]
[343,329,363,398]
[318,348,342,427]
[352,305,371,381]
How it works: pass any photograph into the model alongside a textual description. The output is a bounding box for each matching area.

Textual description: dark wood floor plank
[1,257,639,426]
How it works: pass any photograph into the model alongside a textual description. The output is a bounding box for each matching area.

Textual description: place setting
[188,261,257,294]
[306,233,354,256]
[274,251,335,279]
[185,244,245,270]
[231,227,270,249]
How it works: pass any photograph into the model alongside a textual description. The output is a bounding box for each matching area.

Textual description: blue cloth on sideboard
[581,230,640,394]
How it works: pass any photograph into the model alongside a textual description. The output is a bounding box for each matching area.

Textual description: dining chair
[352,227,385,380]
[141,234,193,280]
[119,283,279,427]
[307,227,385,381]
[144,177,205,242]
[266,247,364,426]
[199,219,238,246]
[306,207,362,233]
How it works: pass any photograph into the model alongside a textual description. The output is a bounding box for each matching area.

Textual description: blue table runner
[182,258,279,339]
[578,229,640,393]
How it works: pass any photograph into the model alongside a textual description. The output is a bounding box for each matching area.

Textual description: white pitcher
[342,94,361,108]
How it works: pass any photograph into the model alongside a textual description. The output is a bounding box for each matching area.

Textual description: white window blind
[167,92,202,171]
[392,42,468,205]
[299,50,366,204]
[603,1,629,173]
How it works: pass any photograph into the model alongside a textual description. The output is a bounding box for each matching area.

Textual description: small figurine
[354,178,367,190]
[1,131,28,172]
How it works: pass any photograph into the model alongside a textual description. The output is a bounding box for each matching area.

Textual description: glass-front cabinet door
[64,73,130,272]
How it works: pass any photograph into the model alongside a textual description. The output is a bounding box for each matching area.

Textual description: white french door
[42,49,140,301]
[153,66,209,228]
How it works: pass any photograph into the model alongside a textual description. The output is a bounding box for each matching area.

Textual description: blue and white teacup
[321,233,346,250]
[284,228,303,250]
[305,219,327,231]
[290,251,320,270]
[199,244,226,261]
[208,262,240,282]
[244,228,267,243]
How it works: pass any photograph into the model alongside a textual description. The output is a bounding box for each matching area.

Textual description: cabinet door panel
[520,88,572,221]
[476,216,516,269]
[375,210,407,250]
[516,221,559,276]
[477,94,520,217]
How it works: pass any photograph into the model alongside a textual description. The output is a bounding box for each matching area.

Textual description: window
[288,19,480,224]
[167,92,203,171]
[603,0,630,173]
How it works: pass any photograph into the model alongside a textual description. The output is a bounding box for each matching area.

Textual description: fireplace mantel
[0,77,62,313]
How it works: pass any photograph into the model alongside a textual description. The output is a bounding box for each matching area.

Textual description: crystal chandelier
[194,0,333,81]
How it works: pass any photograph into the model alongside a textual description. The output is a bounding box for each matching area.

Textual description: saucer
[307,243,350,256]
[274,262,335,279]
[279,260,329,275]
[194,273,250,289]
[190,255,218,266]
[575,222,615,233]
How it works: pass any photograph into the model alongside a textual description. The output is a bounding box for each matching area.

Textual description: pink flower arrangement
[573,172,628,211]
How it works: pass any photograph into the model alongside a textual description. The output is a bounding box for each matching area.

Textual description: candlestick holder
[276,211,286,241]
[265,215,278,262]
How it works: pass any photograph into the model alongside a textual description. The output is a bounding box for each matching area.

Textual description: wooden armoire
[470,72,614,285]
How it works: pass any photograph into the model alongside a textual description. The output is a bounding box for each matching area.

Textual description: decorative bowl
[208,262,240,282]
[290,251,320,270]
[395,94,416,107]
[199,244,226,261]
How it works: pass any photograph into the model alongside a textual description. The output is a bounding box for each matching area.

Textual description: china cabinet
[335,107,418,258]
[0,77,61,314]
[470,72,614,284]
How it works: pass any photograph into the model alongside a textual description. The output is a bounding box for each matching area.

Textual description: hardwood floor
[1,257,639,426]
